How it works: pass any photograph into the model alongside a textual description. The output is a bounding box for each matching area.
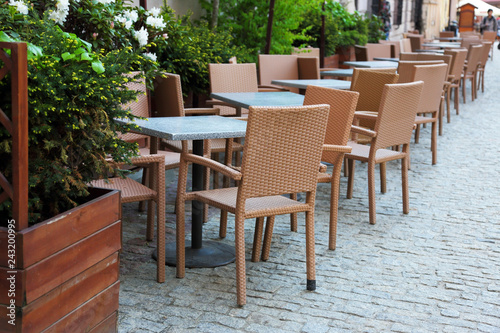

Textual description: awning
[458,0,500,16]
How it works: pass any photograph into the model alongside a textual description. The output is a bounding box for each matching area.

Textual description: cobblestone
[118,47,500,331]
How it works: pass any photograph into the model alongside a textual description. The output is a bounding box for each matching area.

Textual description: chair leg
[401,154,409,215]
[481,71,485,93]
[252,217,265,262]
[446,86,451,123]
[438,99,443,136]
[454,86,459,115]
[462,77,466,104]
[203,166,210,223]
[219,210,228,238]
[262,216,275,261]
[329,162,343,251]
[347,159,355,199]
[235,215,247,306]
[380,162,387,194]
[155,164,166,283]
[290,193,298,232]
[368,161,377,225]
[146,200,155,241]
[414,124,420,144]
[139,168,149,212]
[305,205,316,291]
[431,120,437,165]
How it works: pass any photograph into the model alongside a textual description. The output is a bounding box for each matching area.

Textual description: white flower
[143,52,157,62]
[48,9,68,25]
[146,16,166,29]
[114,15,127,24]
[124,10,138,23]
[57,0,69,12]
[9,0,29,15]
[124,20,133,29]
[148,7,161,17]
[133,27,149,47]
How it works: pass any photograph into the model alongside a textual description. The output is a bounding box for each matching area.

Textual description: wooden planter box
[336,45,356,68]
[0,188,121,333]
[323,54,339,69]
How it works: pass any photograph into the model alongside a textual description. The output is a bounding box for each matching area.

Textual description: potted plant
[0,0,167,331]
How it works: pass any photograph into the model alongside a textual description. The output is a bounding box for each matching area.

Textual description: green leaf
[61,52,76,61]
[80,52,92,61]
[91,60,105,74]
[27,43,43,59]
[0,31,16,42]
[74,48,86,55]
[80,39,92,52]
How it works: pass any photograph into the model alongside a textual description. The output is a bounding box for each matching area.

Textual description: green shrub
[366,15,386,43]
[0,1,164,224]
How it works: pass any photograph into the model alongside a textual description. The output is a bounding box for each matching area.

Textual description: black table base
[153,240,235,268]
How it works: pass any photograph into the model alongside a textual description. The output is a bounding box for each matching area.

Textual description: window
[394,0,403,25]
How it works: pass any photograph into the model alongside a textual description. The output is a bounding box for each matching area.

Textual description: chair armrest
[323,144,352,153]
[205,100,235,108]
[182,153,242,180]
[319,163,328,173]
[351,125,377,138]
[320,67,341,72]
[258,84,289,92]
[185,108,220,115]
[353,111,378,120]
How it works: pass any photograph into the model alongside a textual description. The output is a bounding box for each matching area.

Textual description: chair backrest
[354,45,368,61]
[152,73,185,117]
[350,69,400,112]
[407,34,424,51]
[399,52,421,61]
[413,53,453,76]
[397,60,444,83]
[411,64,448,113]
[465,44,483,74]
[258,54,299,86]
[239,104,330,199]
[401,38,412,53]
[479,41,492,68]
[350,67,397,87]
[209,63,259,93]
[292,47,320,57]
[367,43,392,60]
[440,31,454,38]
[297,57,320,79]
[461,37,482,50]
[379,40,402,58]
[444,48,468,81]
[302,86,359,163]
[460,31,480,38]
[482,31,496,42]
[120,72,150,142]
[371,81,424,151]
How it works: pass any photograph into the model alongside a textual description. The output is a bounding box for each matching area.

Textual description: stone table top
[210,92,304,109]
[422,42,461,49]
[115,116,247,141]
[271,79,351,90]
[320,69,354,77]
[342,61,399,68]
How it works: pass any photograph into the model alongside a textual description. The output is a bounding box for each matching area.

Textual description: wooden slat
[23,221,121,303]
[88,312,118,333]
[42,281,120,333]
[0,108,13,134]
[0,268,25,307]
[10,42,29,230]
[0,173,14,199]
[17,188,120,268]
[20,253,119,332]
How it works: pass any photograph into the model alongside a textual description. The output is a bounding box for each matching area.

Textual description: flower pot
[336,45,356,68]
[0,187,121,332]
[323,54,340,69]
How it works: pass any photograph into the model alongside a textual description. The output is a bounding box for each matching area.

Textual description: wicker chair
[401,38,413,53]
[476,41,492,93]
[462,44,483,103]
[379,40,402,58]
[412,64,449,165]
[90,74,175,283]
[443,49,468,119]
[407,34,424,52]
[355,43,392,61]
[482,31,496,59]
[439,31,455,38]
[345,81,424,225]
[175,104,331,306]
[397,60,444,83]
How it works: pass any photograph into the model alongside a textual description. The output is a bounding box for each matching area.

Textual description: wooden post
[264,0,276,54]
[320,1,325,68]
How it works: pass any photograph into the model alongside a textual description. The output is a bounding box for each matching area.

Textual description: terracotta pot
[336,45,356,68]
[0,188,121,332]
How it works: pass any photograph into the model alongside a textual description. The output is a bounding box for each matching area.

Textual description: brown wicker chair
[439,31,455,38]
[345,81,424,225]
[462,44,483,103]
[89,74,173,283]
[482,31,496,59]
[175,104,331,306]
[476,41,492,93]
[379,40,402,58]
[397,60,444,83]
[444,49,468,119]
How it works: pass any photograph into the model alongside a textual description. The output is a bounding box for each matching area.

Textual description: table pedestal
[153,138,236,268]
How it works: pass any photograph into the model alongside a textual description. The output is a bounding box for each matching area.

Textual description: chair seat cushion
[138,148,180,168]
[346,142,406,163]
[90,177,156,203]
[191,187,311,219]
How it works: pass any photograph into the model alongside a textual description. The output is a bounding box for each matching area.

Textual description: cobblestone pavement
[118,49,500,332]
